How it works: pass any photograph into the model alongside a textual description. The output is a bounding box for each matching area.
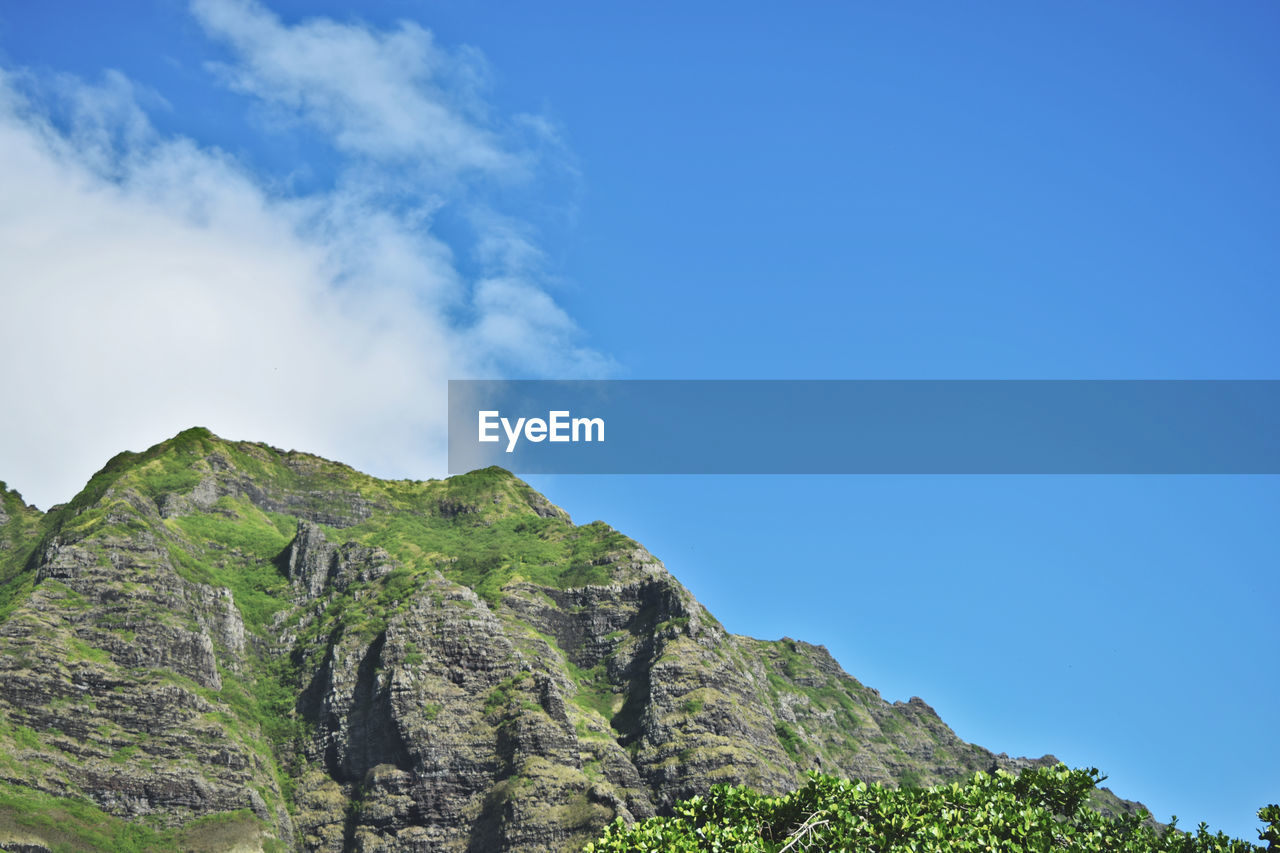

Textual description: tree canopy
[585,765,1279,853]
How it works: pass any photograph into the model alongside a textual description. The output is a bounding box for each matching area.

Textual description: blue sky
[1,0,1276,839]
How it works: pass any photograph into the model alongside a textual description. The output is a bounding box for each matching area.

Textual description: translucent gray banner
[447,380,1280,474]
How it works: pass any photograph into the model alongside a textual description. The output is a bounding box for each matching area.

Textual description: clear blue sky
[0,0,1275,839]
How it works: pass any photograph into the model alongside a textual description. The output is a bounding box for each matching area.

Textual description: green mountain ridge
[0,428,1143,852]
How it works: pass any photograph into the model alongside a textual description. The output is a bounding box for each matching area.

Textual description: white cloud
[190,0,517,175]
[0,2,609,510]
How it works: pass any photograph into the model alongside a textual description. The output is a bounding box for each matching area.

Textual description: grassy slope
[0,784,280,853]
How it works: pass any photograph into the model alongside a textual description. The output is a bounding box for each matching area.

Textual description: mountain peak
[0,434,1143,852]
[56,427,568,533]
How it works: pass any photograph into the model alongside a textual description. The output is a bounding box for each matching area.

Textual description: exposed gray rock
[285,521,393,601]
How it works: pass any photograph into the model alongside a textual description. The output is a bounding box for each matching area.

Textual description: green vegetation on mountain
[0,781,281,853]
[0,428,1257,852]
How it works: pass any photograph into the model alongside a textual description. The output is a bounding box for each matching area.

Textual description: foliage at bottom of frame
[585,765,1280,853]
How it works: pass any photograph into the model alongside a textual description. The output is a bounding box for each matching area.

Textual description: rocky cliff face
[0,429,1132,852]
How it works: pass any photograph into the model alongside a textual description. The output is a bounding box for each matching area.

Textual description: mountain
[0,428,1140,852]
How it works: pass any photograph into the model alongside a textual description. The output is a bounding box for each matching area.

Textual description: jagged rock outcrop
[0,429,1141,852]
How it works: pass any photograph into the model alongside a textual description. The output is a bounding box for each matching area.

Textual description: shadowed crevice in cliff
[298,644,341,777]
[340,790,363,853]
[296,622,340,737]
[270,541,294,585]
[342,633,412,782]
[295,629,412,787]
[610,668,652,749]
[465,777,519,853]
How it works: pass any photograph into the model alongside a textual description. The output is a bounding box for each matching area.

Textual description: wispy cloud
[0,0,609,510]
[191,0,516,175]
